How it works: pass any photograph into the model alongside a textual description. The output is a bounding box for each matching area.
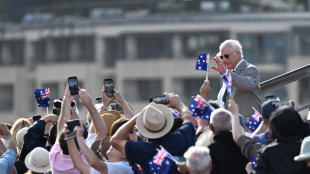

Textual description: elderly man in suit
[211,39,261,121]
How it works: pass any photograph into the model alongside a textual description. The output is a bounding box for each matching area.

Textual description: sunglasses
[219,50,237,59]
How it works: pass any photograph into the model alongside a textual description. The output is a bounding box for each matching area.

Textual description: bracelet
[101,105,108,111]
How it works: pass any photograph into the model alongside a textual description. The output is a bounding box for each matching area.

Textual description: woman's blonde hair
[10,118,31,146]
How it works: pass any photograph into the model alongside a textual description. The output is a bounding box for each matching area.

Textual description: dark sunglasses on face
[219,50,237,59]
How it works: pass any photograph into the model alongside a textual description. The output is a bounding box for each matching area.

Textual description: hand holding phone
[104,78,114,98]
[68,76,79,95]
[64,119,80,140]
[149,95,169,105]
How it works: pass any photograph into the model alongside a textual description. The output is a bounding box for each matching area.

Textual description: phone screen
[104,78,114,98]
[68,76,79,95]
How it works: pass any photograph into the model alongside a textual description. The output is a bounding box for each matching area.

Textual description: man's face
[220,44,241,70]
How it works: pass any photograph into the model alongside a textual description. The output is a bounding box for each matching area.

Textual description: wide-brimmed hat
[25,147,50,173]
[136,104,173,139]
[295,136,310,161]
[100,110,121,135]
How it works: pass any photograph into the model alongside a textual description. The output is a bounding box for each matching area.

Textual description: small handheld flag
[246,107,263,132]
[34,88,50,108]
[149,146,177,174]
[196,53,210,80]
[222,73,232,95]
[188,95,214,120]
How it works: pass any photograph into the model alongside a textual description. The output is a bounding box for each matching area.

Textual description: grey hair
[184,146,212,174]
[219,39,243,59]
[210,108,232,132]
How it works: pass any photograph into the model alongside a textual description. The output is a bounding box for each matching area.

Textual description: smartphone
[95,97,102,104]
[104,78,114,98]
[111,101,121,111]
[64,119,80,140]
[68,76,79,95]
[149,95,169,105]
[32,115,41,123]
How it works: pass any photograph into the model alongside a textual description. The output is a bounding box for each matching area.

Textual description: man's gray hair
[184,146,212,174]
[210,108,232,132]
[219,39,243,59]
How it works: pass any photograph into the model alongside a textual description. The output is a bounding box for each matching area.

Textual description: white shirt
[90,161,134,174]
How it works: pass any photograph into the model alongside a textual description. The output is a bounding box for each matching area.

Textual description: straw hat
[294,136,310,161]
[25,147,50,173]
[16,127,28,148]
[100,110,121,135]
[136,104,173,139]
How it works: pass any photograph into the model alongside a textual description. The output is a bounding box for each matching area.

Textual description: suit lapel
[235,60,247,75]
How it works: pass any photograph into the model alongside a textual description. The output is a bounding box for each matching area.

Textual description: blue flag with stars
[149,146,174,174]
[246,107,263,132]
[251,156,257,169]
[188,95,214,120]
[34,88,50,108]
[196,53,209,71]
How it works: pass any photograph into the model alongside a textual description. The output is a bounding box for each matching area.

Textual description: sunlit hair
[10,118,31,145]
[184,146,212,174]
[210,108,232,132]
[219,39,243,59]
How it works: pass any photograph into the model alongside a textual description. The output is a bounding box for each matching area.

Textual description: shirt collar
[234,59,244,72]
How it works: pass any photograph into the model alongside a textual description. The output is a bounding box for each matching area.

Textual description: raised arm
[111,115,138,155]
[228,97,244,142]
[166,93,195,126]
[66,126,90,174]
[79,89,108,140]
[196,80,211,134]
[114,90,134,119]
[74,125,108,173]
[0,123,16,154]
[57,84,78,141]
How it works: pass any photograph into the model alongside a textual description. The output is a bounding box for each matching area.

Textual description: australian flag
[196,53,209,71]
[251,156,257,169]
[222,73,232,95]
[149,146,174,174]
[34,88,50,107]
[246,107,263,132]
[188,95,214,120]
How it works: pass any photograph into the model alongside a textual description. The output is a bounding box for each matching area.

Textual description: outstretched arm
[57,84,78,141]
[65,123,90,174]
[228,97,244,142]
[196,80,211,135]
[114,90,134,119]
[74,125,108,173]
[79,89,107,140]
[166,93,195,126]
[111,115,138,155]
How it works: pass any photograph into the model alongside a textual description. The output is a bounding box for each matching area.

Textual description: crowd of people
[0,39,310,174]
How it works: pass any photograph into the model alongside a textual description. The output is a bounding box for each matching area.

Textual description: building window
[182,31,228,59]
[124,79,162,101]
[260,75,288,102]
[299,77,310,104]
[0,85,13,111]
[0,40,24,65]
[136,34,171,59]
[238,33,288,64]
[299,33,310,56]
[104,37,124,67]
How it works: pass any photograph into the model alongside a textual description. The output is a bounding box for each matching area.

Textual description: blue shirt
[125,122,195,174]
[0,150,16,174]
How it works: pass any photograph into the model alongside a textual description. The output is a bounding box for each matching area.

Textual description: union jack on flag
[149,146,174,174]
[222,73,232,95]
[246,107,263,132]
[196,53,209,71]
[188,95,214,120]
[34,88,50,108]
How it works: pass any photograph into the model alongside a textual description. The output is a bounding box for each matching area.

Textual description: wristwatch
[101,105,108,111]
